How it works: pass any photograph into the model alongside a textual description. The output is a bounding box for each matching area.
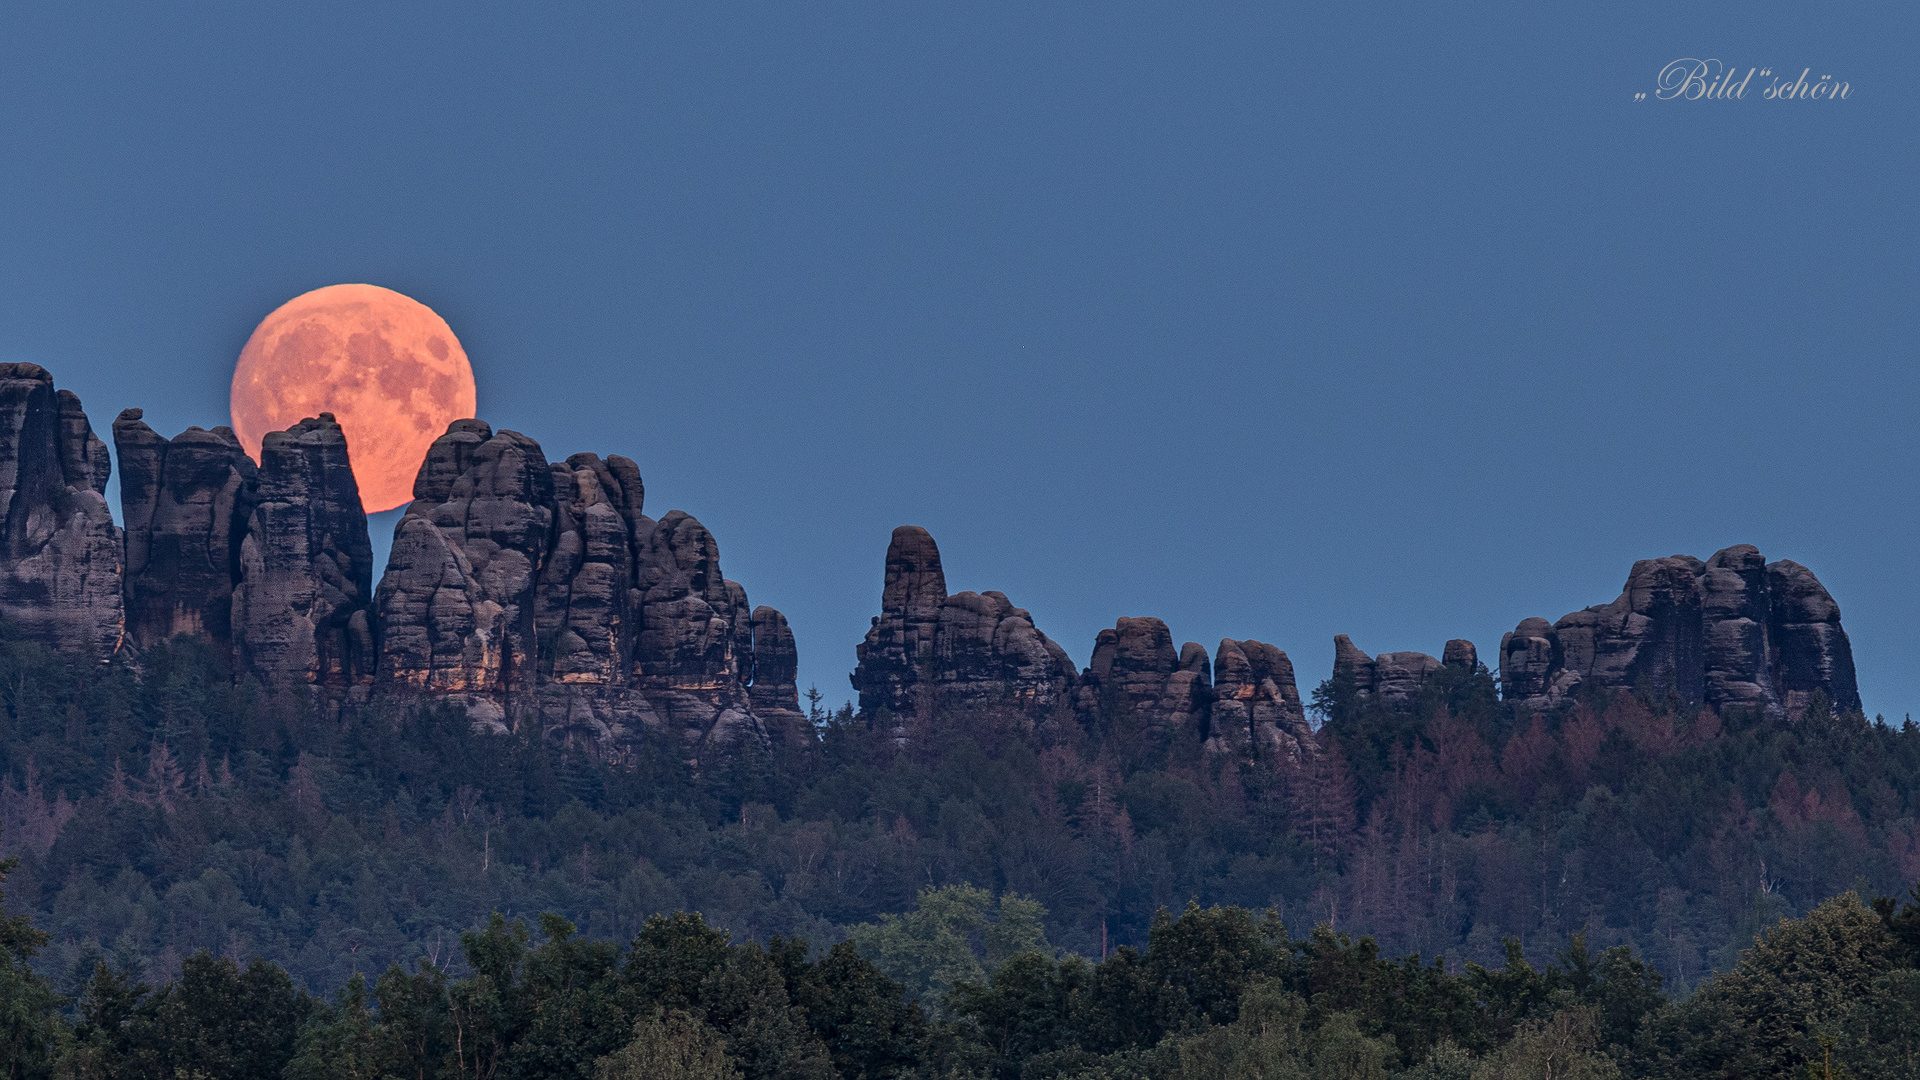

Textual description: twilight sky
[2,3,1915,717]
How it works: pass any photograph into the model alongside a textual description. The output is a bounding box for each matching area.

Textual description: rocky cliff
[114,410,257,656]
[0,365,1874,761]
[0,366,123,660]
[372,420,794,757]
[1499,545,1859,719]
[1208,638,1313,760]
[850,526,1078,722]
[1330,634,1478,704]
[0,374,802,760]
[1075,617,1209,741]
[373,422,555,724]
[851,526,1314,762]
[231,415,375,689]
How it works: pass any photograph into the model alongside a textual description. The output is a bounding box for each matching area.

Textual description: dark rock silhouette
[1075,617,1209,740]
[1329,634,1463,705]
[371,420,788,758]
[231,415,375,689]
[851,525,1076,722]
[749,606,810,747]
[527,451,657,748]
[1207,638,1312,761]
[0,365,1873,765]
[850,526,948,719]
[630,510,763,750]
[1498,544,1859,719]
[114,409,256,656]
[0,366,123,660]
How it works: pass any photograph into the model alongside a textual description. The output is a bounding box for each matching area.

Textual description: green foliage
[0,840,60,1080]
[15,625,1920,1077]
[1645,892,1891,1079]
[594,1011,741,1080]
[5,618,1920,1007]
[845,885,1051,1007]
[1834,969,1920,1080]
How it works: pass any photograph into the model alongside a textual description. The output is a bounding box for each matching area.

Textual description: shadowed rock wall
[372,421,795,758]
[1499,544,1859,719]
[851,525,1079,724]
[0,366,123,660]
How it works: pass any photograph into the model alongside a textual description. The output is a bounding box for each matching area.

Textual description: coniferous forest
[3,625,1920,1077]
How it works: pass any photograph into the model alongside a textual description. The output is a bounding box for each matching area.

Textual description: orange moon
[230,284,477,513]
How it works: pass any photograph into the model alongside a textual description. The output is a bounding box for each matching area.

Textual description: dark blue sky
[3,3,1914,716]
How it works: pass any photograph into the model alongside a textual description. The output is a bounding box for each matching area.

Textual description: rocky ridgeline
[850,527,1866,756]
[371,420,806,756]
[1499,545,1860,720]
[0,366,1869,764]
[0,367,803,763]
[850,526,1327,762]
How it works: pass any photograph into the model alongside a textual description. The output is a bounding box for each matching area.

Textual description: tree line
[5,860,1920,1079]
[1,627,1919,997]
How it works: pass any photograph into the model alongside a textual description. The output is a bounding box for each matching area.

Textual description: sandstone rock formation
[1207,638,1313,760]
[1328,635,1479,705]
[0,366,123,660]
[373,422,554,727]
[0,365,1876,766]
[630,510,763,749]
[847,528,1323,761]
[850,526,948,719]
[749,606,810,747]
[231,415,375,689]
[372,420,793,756]
[1075,618,1209,740]
[114,410,257,655]
[526,451,658,747]
[851,526,1077,721]
[1498,544,1860,719]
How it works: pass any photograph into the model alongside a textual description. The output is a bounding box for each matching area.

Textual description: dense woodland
[2,625,1920,1076]
[3,858,1920,1077]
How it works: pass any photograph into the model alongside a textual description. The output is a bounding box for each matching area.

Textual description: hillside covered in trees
[5,851,1920,1078]
[0,612,1916,1003]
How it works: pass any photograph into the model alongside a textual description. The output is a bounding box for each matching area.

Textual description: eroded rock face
[851,526,948,719]
[1329,635,1454,704]
[373,423,555,726]
[0,366,123,660]
[536,454,641,690]
[1075,618,1209,740]
[1443,639,1478,671]
[374,422,791,757]
[114,410,256,655]
[1498,544,1861,719]
[1769,559,1861,718]
[231,415,375,688]
[631,511,763,749]
[851,526,1077,722]
[1207,638,1312,760]
[1332,634,1377,695]
[749,605,810,747]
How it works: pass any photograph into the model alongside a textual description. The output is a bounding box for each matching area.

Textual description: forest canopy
[0,623,1918,1077]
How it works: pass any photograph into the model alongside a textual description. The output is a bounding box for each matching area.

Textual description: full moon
[231,284,477,513]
